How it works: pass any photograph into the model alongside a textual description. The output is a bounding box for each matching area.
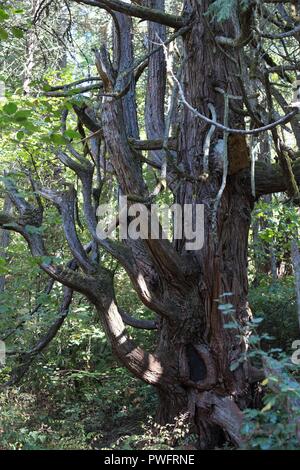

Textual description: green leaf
[64,129,81,140]
[42,83,52,91]
[0,26,8,40]
[0,305,11,313]
[0,9,9,21]
[50,133,66,145]
[11,27,24,38]
[23,121,38,133]
[262,399,275,413]
[206,0,236,22]
[218,303,235,314]
[3,102,17,115]
[16,131,24,140]
[14,110,31,122]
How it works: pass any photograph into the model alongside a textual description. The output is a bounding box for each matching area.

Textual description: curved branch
[71,0,186,29]
[38,186,95,273]
[0,197,166,388]
[259,24,300,39]
[44,83,103,97]
[173,69,299,135]
[119,308,158,330]
[92,272,167,386]
[238,159,300,196]
[46,76,101,91]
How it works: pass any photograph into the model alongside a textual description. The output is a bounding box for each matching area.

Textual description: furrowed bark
[145,0,166,163]
[113,12,139,138]
[153,0,254,448]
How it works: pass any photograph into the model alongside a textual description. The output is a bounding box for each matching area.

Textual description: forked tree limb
[0,205,168,388]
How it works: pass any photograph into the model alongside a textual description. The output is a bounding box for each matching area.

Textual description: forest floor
[0,366,166,450]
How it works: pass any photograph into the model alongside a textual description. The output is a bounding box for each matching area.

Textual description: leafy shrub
[242,356,300,450]
[106,414,198,451]
[249,278,299,351]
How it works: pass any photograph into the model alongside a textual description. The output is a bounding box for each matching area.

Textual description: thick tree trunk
[97,0,256,448]
[152,0,254,448]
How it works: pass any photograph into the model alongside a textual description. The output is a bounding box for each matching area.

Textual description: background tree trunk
[23,0,39,94]
[0,196,13,293]
[291,237,300,331]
